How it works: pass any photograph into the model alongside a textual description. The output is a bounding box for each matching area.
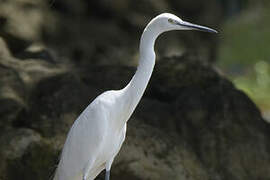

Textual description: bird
[53,13,217,180]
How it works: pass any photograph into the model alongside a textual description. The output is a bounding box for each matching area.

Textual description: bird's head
[148,13,217,34]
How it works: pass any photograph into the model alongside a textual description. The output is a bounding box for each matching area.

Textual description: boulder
[0,1,269,180]
[1,53,270,180]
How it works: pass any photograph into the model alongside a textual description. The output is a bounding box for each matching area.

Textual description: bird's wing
[56,92,112,180]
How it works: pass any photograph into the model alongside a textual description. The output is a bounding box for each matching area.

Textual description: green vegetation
[218,4,270,111]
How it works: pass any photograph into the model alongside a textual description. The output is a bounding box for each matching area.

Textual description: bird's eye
[168,18,174,24]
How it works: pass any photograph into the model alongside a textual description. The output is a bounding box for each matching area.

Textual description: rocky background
[0,0,270,180]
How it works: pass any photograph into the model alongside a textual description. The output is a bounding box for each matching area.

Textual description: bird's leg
[105,158,114,180]
[105,170,110,180]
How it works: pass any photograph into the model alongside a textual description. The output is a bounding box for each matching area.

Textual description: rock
[1,51,270,180]
[0,128,41,159]
[5,138,58,180]
[142,56,270,180]
[0,38,26,127]
[0,128,42,179]
[0,0,50,41]
[16,72,97,137]
[0,1,269,180]
[113,121,210,180]
[0,40,68,129]
[40,0,222,66]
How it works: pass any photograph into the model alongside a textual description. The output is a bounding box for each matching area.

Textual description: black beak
[177,21,218,33]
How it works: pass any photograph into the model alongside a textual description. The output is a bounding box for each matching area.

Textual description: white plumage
[54,13,217,180]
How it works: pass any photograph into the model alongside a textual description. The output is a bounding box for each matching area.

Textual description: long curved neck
[122,24,159,118]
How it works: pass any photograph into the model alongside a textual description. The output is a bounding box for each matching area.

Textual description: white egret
[53,13,217,180]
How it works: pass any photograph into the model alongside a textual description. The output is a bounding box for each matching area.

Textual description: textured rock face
[1,48,270,180]
[0,0,223,66]
[0,1,270,180]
